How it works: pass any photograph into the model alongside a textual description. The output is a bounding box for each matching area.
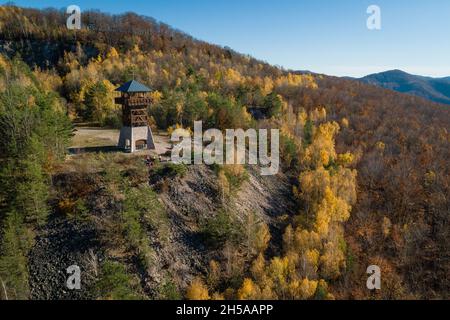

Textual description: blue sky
[3,0,450,77]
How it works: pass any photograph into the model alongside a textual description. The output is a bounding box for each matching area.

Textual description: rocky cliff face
[28,157,295,299]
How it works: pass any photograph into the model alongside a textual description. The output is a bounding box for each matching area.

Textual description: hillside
[27,155,295,299]
[359,70,450,105]
[0,5,449,300]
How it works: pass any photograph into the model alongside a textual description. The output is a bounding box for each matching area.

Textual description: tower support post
[118,126,155,153]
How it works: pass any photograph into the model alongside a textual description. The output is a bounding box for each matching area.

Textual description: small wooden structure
[115,80,155,153]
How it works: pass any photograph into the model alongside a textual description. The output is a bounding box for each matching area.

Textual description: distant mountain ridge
[358,70,450,105]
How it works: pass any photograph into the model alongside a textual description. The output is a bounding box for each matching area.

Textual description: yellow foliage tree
[245,214,271,258]
[186,278,210,300]
[106,47,120,59]
[207,260,221,288]
[314,187,351,237]
[303,249,320,274]
[287,111,357,289]
[237,278,261,300]
[294,229,321,253]
[303,122,340,169]
[320,241,346,280]
[250,253,268,286]
[288,278,318,300]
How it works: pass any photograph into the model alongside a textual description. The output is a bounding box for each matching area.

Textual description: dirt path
[69,127,172,156]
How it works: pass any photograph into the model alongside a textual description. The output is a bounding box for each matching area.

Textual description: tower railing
[115,97,152,107]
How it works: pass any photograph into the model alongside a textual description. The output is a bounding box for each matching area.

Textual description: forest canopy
[0,5,448,300]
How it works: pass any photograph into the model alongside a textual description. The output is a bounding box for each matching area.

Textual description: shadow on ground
[68,146,122,155]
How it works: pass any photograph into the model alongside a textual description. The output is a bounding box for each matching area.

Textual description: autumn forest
[0,5,448,301]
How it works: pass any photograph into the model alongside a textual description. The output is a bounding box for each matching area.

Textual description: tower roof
[115,80,152,93]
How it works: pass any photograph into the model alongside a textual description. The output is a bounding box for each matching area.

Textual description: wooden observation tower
[115,80,155,153]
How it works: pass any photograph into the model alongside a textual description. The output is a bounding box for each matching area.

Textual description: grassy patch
[93,260,143,300]
[200,211,244,249]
